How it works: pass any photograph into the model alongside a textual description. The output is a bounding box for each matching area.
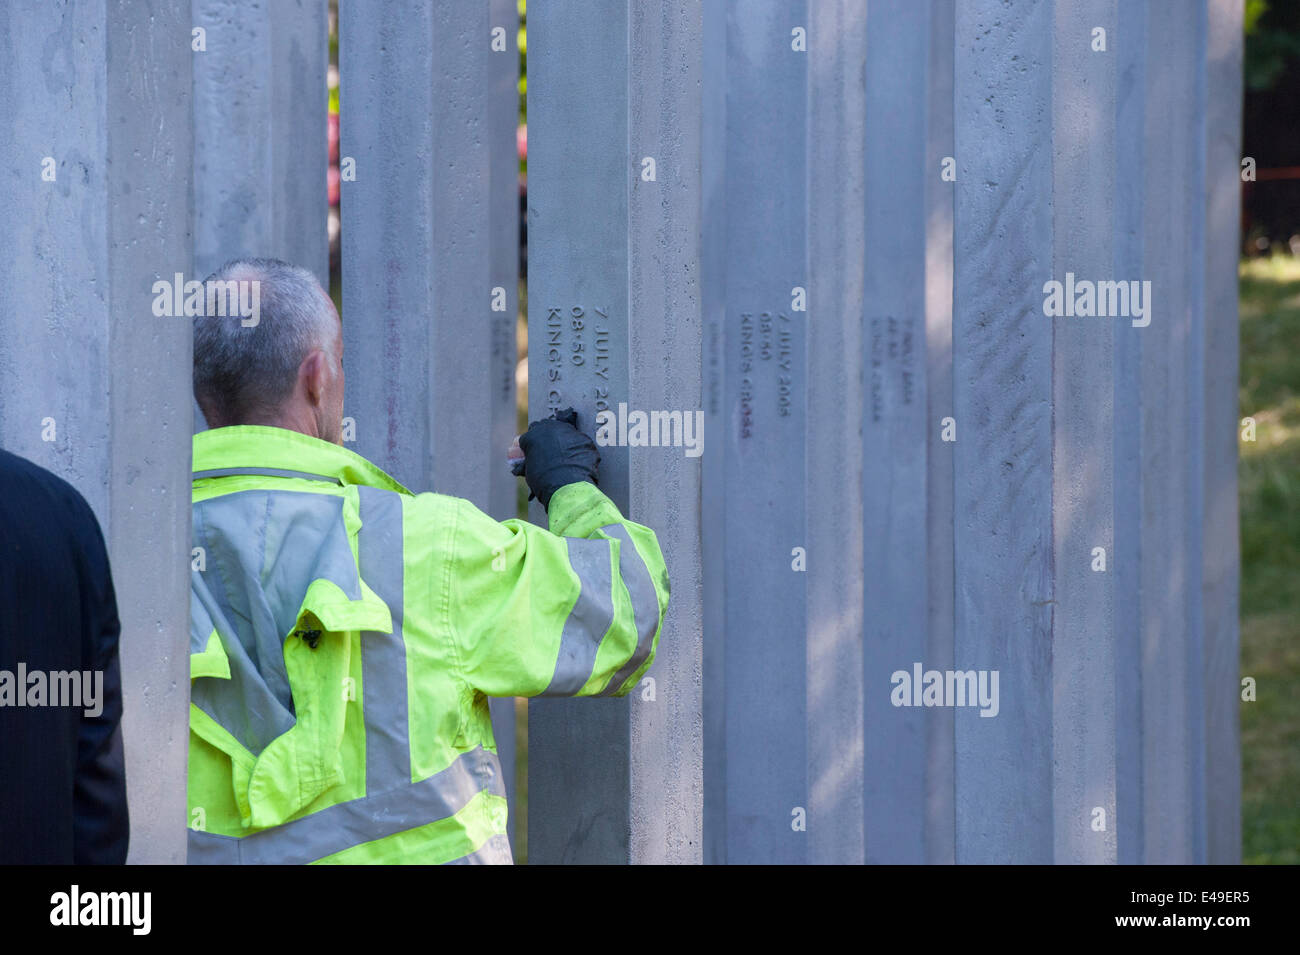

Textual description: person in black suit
[0,448,128,863]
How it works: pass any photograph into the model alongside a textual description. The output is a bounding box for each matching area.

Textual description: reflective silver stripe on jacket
[598,524,662,695]
[187,745,507,864]
[356,485,411,793]
[193,466,344,485]
[540,537,616,696]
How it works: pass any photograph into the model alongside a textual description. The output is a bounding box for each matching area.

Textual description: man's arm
[450,479,669,699]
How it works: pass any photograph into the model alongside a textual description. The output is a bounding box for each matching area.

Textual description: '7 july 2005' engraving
[738,310,795,439]
[545,305,613,416]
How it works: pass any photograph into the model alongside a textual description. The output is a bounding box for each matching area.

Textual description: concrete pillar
[693,0,1238,867]
[951,0,1234,864]
[703,0,956,867]
[340,0,494,495]
[952,0,1056,864]
[1203,0,1244,866]
[700,0,728,866]
[1112,0,1147,866]
[923,0,958,867]
[1137,0,1210,864]
[702,0,809,865]
[806,0,866,866]
[192,0,328,286]
[487,0,522,854]
[0,0,193,864]
[627,0,705,865]
[526,1,630,864]
[862,1,936,864]
[340,0,524,849]
[1115,0,1241,869]
[489,0,522,524]
[191,0,327,433]
[527,0,703,864]
[1051,0,1118,866]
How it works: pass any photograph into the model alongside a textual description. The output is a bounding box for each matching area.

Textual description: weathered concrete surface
[0,0,194,864]
[489,0,521,523]
[191,0,327,435]
[1202,0,1243,867]
[1051,0,1118,865]
[700,0,728,867]
[952,0,1055,864]
[340,0,496,499]
[806,0,866,866]
[487,0,521,854]
[339,0,437,487]
[527,0,704,864]
[192,0,328,286]
[701,0,1243,867]
[626,0,704,866]
[703,0,809,865]
[863,1,932,864]
[924,0,957,867]
[1112,0,1147,866]
[1139,0,1210,865]
[525,1,632,865]
[1115,0,1236,867]
[948,0,1234,864]
[107,0,195,866]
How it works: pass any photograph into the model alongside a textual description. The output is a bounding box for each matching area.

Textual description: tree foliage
[1246,0,1300,92]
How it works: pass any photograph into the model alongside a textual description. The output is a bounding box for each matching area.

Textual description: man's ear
[301,349,329,408]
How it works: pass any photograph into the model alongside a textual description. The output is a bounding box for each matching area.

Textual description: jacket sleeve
[450,481,669,698]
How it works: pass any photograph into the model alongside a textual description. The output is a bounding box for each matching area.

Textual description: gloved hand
[512,407,600,510]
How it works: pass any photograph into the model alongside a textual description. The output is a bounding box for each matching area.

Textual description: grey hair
[193,258,337,427]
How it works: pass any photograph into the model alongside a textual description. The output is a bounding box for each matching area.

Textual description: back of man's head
[193,258,344,442]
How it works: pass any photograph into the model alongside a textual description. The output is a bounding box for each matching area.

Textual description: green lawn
[1238,255,1300,864]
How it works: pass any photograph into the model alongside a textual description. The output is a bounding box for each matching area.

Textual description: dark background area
[1242,0,1300,252]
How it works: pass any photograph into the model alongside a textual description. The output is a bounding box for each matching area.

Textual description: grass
[1238,255,1300,864]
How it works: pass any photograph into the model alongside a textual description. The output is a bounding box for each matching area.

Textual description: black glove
[514,407,600,509]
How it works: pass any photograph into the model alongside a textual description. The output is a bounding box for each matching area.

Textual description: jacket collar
[192,426,411,494]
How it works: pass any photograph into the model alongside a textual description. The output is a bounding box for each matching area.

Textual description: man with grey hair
[187,258,668,865]
[194,258,344,442]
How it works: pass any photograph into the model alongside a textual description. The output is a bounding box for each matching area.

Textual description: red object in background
[517,123,527,162]
[329,113,340,206]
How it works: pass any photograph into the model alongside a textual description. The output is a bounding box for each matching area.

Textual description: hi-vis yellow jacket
[186,426,668,864]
